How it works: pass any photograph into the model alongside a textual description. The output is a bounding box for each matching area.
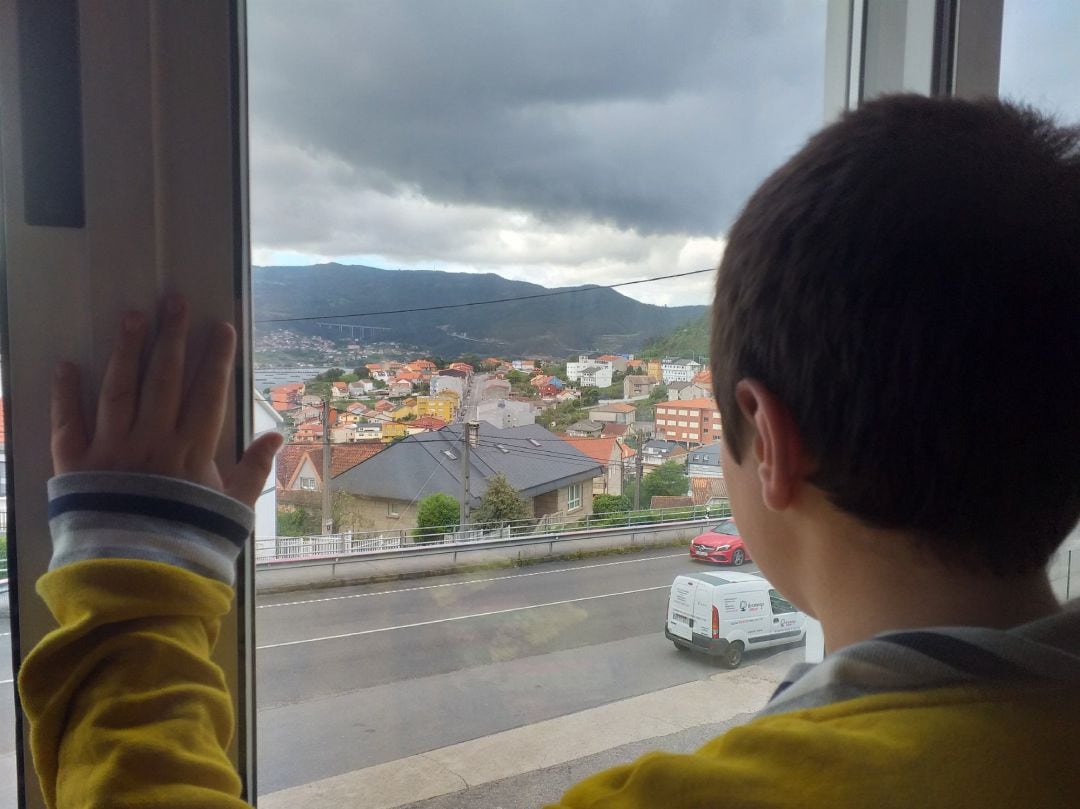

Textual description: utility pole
[322,396,333,534]
[459,421,480,530]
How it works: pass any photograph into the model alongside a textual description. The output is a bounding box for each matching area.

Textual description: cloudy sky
[247,1,1079,307]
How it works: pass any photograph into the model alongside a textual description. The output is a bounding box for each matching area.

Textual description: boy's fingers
[50,362,89,473]
[224,432,283,508]
[179,321,237,468]
[135,295,189,435]
[94,311,147,443]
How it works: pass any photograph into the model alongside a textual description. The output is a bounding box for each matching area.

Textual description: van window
[769,589,797,615]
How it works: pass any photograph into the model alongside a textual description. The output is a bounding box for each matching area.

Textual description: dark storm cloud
[248,0,827,238]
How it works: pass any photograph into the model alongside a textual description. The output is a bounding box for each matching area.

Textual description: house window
[567,482,582,511]
[299,476,317,490]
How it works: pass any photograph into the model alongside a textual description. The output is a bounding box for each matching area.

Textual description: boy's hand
[50,295,283,509]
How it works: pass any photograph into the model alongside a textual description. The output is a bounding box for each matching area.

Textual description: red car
[689,520,750,566]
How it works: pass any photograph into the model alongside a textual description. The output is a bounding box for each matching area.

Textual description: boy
[19,95,1080,808]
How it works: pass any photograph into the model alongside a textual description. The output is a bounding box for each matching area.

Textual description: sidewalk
[259,647,800,809]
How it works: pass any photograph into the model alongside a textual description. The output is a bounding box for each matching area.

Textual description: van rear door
[667,577,696,641]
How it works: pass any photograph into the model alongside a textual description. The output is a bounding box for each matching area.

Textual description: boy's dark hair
[712,95,1080,575]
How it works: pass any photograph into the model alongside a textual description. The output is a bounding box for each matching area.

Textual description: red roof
[277,442,387,489]
[374,400,395,412]
[410,415,449,430]
[656,397,718,411]
[692,369,713,385]
[690,477,729,505]
[559,436,619,465]
[601,423,629,438]
[591,402,636,413]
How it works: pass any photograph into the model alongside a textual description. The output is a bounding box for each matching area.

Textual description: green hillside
[639,312,710,359]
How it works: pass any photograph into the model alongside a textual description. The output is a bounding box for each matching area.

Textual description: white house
[476,398,537,429]
[431,375,465,398]
[253,390,284,544]
[660,358,703,384]
[567,354,614,383]
[578,365,613,388]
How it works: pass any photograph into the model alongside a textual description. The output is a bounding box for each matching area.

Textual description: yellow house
[417,395,455,422]
[646,358,663,380]
[381,421,408,442]
[392,404,417,421]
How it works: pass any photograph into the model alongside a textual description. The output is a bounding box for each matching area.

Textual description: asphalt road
[255,548,771,794]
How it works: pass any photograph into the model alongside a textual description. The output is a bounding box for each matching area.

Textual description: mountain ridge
[253,263,706,357]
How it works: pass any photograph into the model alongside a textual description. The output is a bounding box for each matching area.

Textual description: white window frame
[567,482,583,512]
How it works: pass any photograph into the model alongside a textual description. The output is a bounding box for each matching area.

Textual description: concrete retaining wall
[254,520,708,593]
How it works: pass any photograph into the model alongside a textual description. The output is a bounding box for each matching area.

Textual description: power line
[254,267,715,324]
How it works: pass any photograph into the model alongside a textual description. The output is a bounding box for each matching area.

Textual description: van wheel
[721,641,744,669]
[673,640,691,652]
[731,549,745,566]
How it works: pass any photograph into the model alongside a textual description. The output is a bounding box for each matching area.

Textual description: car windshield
[713,521,740,536]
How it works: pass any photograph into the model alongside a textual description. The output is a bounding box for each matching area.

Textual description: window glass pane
[0,373,13,809]
[249,1,826,802]
[999,1,1080,120]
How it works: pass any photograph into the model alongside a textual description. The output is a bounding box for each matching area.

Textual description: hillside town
[266,351,728,539]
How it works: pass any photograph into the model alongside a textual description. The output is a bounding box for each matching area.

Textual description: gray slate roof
[687,442,723,466]
[331,422,602,507]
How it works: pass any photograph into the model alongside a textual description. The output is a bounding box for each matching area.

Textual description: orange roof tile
[559,436,619,464]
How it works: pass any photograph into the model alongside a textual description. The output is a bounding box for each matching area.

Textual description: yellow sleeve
[18,558,250,809]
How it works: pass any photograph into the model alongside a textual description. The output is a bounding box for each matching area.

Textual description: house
[646,359,663,380]
[431,374,465,398]
[381,421,409,442]
[660,358,703,384]
[692,369,712,387]
[476,398,536,429]
[558,436,635,496]
[687,443,724,478]
[331,423,603,532]
[511,359,536,372]
[588,402,636,424]
[640,439,688,469]
[596,354,628,374]
[294,421,324,443]
[578,365,613,388]
[690,477,729,508]
[538,383,562,398]
[387,380,413,398]
[650,495,694,510]
[331,381,349,398]
[600,422,629,439]
[277,442,386,499]
[654,398,722,446]
[417,395,456,422]
[566,354,613,383]
[269,382,304,412]
[623,375,659,399]
[253,390,284,542]
[348,379,375,396]
[482,379,512,400]
[373,399,396,413]
[566,419,605,438]
[626,359,644,371]
[448,362,474,375]
[351,422,384,441]
[407,359,437,372]
[392,404,416,421]
[631,420,655,440]
[667,381,712,401]
[406,415,449,435]
[529,374,552,389]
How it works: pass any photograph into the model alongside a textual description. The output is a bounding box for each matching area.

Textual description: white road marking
[257,553,687,610]
[256,585,669,650]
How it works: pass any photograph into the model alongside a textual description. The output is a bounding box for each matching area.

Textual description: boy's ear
[733,379,811,511]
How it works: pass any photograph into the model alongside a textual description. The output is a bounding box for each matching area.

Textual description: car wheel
[721,641,744,669]
[731,549,745,566]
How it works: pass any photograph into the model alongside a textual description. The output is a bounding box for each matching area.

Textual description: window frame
[0,2,1006,806]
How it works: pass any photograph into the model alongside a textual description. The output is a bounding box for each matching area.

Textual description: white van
[665,570,807,668]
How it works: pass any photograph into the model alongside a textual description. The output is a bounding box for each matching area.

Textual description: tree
[471,473,531,528]
[415,493,459,541]
[642,460,689,503]
[277,506,320,536]
[579,387,600,406]
[352,366,370,379]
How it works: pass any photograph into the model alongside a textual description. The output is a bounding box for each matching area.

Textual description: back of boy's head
[712,94,1080,576]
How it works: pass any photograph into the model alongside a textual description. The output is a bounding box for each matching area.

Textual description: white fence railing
[256,503,732,565]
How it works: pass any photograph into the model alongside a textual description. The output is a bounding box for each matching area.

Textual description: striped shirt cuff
[47,472,255,586]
